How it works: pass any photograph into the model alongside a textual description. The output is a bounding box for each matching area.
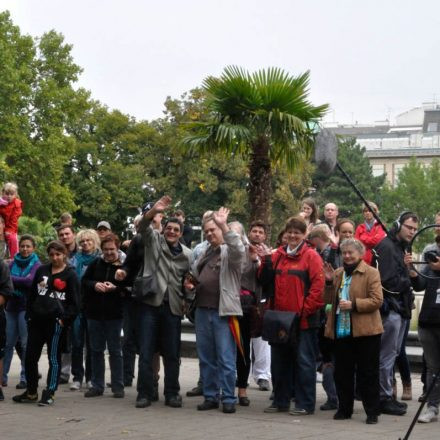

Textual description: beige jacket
[324,260,384,339]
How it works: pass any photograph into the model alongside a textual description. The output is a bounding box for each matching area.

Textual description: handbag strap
[268,254,283,310]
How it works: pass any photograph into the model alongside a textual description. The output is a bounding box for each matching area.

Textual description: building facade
[326,103,440,186]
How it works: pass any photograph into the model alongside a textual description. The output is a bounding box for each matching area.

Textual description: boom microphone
[313,128,389,234]
[314,129,338,175]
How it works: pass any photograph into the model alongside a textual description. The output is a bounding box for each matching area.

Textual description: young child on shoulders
[0,182,22,258]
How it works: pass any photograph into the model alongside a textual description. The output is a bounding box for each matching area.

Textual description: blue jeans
[3,310,27,383]
[136,302,181,399]
[271,328,318,412]
[87,319,124,392]
[195,308,237,404]
[71,313,91,383]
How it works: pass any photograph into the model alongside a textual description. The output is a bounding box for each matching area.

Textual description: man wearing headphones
[372,211,418,416]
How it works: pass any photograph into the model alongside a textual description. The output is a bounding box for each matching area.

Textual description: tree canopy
[311,137,386,224]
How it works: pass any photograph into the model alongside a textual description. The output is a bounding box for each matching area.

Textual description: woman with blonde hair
[70,229,101,391]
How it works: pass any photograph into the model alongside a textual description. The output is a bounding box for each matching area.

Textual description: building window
[427,122,438,132]
[372,164,385,177]
[393,164,406,186]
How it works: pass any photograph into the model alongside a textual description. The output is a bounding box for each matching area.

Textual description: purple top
[6,260,41,313]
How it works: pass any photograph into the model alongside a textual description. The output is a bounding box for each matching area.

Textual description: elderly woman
[70,229,101,391]
[259,216,324,415]
[323,238,383,424]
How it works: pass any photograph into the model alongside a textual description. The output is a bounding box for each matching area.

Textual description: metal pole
[336,163,388,234]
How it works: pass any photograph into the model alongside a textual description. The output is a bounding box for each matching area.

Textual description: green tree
[0,11,90,222]
[182,66,328,229]
[311,138,386,224]
[380,158,440,251]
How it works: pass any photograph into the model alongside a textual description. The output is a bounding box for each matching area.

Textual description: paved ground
[0,356,437,440]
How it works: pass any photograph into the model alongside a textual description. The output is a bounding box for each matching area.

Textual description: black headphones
[393,211,413,232]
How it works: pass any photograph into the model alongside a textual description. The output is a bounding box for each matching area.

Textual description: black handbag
[262,309,299,345]
[133,251,161,301]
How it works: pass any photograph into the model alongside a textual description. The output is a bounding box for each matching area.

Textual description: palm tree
[183,66,328,228]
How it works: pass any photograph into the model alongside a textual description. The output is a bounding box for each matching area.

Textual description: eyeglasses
[402,224,417,233]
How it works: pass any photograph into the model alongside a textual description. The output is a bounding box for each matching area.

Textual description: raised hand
[213,207,230,227]
[255,243,272,257]
[323,262,335,282]
[152,195,172,214]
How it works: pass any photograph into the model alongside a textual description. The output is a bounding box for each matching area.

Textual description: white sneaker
[70,381,81,391]
[86,381,92,390]
[418,406,439,423]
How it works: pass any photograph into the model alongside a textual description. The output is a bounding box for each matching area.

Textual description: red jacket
[0,198,22,234]
[260,242,325,329]
[355,222,386,265]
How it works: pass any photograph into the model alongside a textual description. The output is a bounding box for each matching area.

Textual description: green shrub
[18,216,57,262]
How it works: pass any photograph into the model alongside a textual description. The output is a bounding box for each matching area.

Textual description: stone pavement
[0,355,437,440]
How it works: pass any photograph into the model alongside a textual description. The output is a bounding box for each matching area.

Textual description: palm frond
[182,65,328,170]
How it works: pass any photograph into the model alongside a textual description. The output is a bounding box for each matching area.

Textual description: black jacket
[82,257,126,320]
[372,232,413,318]
[121,234,144,285]
[0,259,14,312]
[28,264,80,326]
[411,267,440,328]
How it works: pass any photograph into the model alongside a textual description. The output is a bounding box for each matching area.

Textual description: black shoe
[366,414,378,424]
[135,396,151,408]
[333,411,351,420]
[124,380,133,387]
[320,400,338,411]
[393,398,408,409]
[16,381,27,390]
[84,388,103,398]
[0,388,4,401]
[380,398,406,416]
[113,390,125,398]
[165,394,182,408]
[58,377,69,385]
[197,400,219,411]
[13,390,38,403]
[187,385,203,397]
[38,389,54,406]
[418,392,427,403]
[223,403,236,413]
[264,403,289,413]
[239,396,250,406]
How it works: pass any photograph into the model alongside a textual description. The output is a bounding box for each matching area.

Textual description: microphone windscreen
[314,129,338,175]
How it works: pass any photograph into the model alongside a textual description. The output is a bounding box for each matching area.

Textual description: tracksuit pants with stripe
[25,319,64,394]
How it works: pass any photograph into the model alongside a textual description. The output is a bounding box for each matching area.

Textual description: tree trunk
[248,136,272,237]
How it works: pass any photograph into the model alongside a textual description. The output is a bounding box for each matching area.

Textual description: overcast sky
[3,0,440,125]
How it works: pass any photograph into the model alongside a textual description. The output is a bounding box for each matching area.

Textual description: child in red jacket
[0,183,22,258]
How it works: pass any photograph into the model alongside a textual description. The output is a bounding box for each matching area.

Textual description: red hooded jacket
[0,198,22,234]
[355,221,386,265]
[260,242,325,329]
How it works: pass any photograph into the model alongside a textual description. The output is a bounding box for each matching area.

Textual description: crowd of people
[0,183,439,427]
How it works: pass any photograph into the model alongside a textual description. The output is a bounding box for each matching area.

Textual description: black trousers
[25,319,64,394]
[334,334,381,417]
[236,313,251,389]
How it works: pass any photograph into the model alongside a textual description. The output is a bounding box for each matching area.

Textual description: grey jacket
[192,230,245,317]
[139,217,192,316]
[241,250,262,301]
